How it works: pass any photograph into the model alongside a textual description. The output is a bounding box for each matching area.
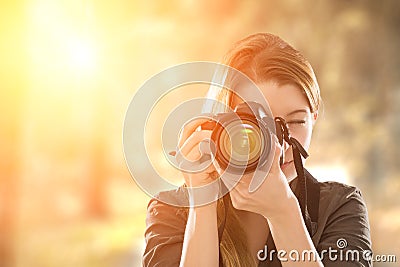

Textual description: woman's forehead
[232,81,310,117]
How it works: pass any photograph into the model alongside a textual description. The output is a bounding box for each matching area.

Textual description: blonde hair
[210,33,322,266]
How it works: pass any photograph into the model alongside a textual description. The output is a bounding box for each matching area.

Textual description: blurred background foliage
[0,0,399,266]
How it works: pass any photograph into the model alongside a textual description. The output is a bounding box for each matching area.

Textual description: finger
[270,138,283,173]
[178,130,212,157]
[184,139,216,165]
[248,170,269,193]
[219,171,242,190]
[239,173,253,185]
[178,118,211,147]
[204,163,218,176]
[184,143,203,162]
[179,135,218,174]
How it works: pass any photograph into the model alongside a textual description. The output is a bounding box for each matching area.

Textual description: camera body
[200,101,276,174]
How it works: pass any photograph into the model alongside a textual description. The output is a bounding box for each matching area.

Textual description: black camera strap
[291,137,312,234]
[303,168,320,236]
[275,117,319,236]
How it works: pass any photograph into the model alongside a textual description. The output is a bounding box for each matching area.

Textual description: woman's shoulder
[304,169,366,213]
[150,185,189,206]
[316,179,369,223]
[318,180,365,204]
[146,185,189,224]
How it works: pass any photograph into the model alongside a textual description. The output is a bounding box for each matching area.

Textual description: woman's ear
[312,111,318,126]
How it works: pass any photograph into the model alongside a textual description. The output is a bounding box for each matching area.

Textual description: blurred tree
[0,3,26,267]
[85,72,110,219]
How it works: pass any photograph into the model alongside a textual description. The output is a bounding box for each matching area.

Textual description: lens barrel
[202,102,274,174]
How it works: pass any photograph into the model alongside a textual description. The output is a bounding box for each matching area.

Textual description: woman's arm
[179,202,219,267]
[144,118,223,266]
[267,196,324,266]
[176,118,223,266]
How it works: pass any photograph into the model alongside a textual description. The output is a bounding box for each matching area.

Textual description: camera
[200,101,277,174]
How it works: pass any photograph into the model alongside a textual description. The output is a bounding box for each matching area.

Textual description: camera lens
[218,120,263,167]
[206,102,275,175]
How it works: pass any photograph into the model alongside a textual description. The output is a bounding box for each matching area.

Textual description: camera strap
[303,168,320,236]
[274,116,319,236]
[291,137,313,235]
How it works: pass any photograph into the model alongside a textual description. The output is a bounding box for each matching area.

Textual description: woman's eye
[287,120,306,125]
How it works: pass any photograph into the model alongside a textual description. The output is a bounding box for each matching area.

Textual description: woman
[142,33,372,266]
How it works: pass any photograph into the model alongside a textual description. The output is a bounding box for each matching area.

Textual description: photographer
[142,33,372,266]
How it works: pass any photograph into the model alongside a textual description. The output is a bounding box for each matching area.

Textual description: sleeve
[317,186,372,267]
[142,197,187,267]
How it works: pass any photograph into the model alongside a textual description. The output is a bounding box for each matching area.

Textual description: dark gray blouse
[142,175,372,266]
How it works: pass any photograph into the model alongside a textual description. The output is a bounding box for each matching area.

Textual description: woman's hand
[176,118,219,188]
[226,140,299,219]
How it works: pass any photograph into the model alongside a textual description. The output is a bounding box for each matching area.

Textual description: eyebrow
[285,109,308,117]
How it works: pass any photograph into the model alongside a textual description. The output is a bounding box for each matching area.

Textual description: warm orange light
[67,37,96,71]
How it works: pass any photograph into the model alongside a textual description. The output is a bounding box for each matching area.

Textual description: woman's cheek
[291,123,313,151]
[302,121,314,151]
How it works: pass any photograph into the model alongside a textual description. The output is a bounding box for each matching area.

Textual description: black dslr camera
[200,101,289,174]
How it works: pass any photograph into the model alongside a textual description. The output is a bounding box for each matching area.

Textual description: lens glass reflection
[220,121,263,166]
